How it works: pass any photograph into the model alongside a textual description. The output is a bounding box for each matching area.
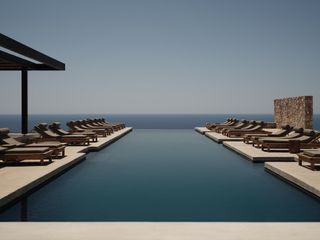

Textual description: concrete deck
[81,127,133,152]
[265,162,320,197]
[205,132,243,143]
[0,127,132,209]
[194,127,211,134]
[223,141,297,162]
[1,222,320,240]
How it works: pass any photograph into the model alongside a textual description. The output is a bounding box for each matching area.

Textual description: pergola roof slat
[0,33,65,70]
[0,50,49,70]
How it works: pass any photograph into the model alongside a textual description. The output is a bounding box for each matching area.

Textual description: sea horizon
[1,113,319,131]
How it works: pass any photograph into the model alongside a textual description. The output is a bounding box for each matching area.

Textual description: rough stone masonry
[274,96,313,129]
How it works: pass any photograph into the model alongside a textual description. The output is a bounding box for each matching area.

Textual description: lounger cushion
[281,124,291,130]
[62,135,87,138]
[261,135,310,143]
[38,123,49,129]
[303,129,315,137]
[50,122,62,129]
[293,128,304,133]
[303,150,320,157]
[28,142,66,147]
[5,147,50,153]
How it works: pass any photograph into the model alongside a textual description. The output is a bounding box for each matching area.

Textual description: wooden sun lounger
[205,118,232,130]
[87,119,122,131]
[0,128,65,158]
[49,122,98,142]
[81,120,116,132]
[260,130,320,152]
[216,120,248,133]
[76,120,112,135]
[221,121,260,135]
[0,147,53,165]
[252,128,304,148]
[67,121,108,137]
[243,125,292,144]
[81,120,115,133]
[298,149,320,170]
[97,118,126,129]
[34,124,90,146]
[224,123,267,137]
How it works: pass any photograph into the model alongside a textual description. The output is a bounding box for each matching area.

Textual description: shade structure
[0,33,65,133]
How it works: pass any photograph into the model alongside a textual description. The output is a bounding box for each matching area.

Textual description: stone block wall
[274,96,313,129]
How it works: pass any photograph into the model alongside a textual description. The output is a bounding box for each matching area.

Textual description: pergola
[0,33,65,134]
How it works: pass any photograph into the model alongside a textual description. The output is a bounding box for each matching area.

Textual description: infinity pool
[1,129,320,221]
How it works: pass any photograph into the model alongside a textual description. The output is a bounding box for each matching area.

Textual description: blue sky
[0,0,319,114]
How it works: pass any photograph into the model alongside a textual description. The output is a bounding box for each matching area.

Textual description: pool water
[1,129,320,221]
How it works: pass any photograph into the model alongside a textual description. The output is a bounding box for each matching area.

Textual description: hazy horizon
[1,0,319,114]
[0,112,277,115]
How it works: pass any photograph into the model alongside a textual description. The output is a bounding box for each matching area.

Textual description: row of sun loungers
[0,118,126,165]
[208,119,268,136]
[248,128,320,151]
[206,118,320,170]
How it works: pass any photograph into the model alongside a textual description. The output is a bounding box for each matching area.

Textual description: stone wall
[274,96,313,129]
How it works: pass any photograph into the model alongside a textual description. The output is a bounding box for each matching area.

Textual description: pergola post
[0,33,65,135]
[21,69,28,134]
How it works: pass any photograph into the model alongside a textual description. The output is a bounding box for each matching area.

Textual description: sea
[0,114,319,132]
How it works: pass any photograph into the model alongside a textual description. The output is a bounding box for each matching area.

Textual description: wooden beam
[0,33,65,70]
[0,50,57,70]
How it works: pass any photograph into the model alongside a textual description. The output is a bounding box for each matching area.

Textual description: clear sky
[0,0,319,114]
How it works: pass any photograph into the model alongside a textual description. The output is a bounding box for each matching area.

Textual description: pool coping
[1,222,320,239]
[204,132,243,143]
[1,129,320,239]
[0,127,133,210]
[222,141,297,162]
[194,127,211,134]
[195,127,320,208]
[265,162,320,198]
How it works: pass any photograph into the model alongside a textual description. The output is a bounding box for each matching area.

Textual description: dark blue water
[1,130,320,221]
[0,114,319,131]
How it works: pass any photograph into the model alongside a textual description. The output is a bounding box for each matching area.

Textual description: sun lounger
[87,118,122,131]
[224,122,268,137]
[49,122,98,142]
[74,120,111,136]
[0,128,65,158]
[34,123,90,146]
[206,118,236,130]
[66,121,107,137]
[221,121,258,135]
[97,118,126,129]
[260,129,320,152]
[95,118,123,130]
[82,119,116,132]
[298,149,320,170]
[253,128,304,148]
[0,146,53,165]
[243,125,292,144]
[215,120,248,133]
[206,118,231,129]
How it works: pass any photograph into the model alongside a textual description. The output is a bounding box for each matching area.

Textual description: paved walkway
[0,128,132,208]
[223,141,297,162]
[1,222,320,240]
